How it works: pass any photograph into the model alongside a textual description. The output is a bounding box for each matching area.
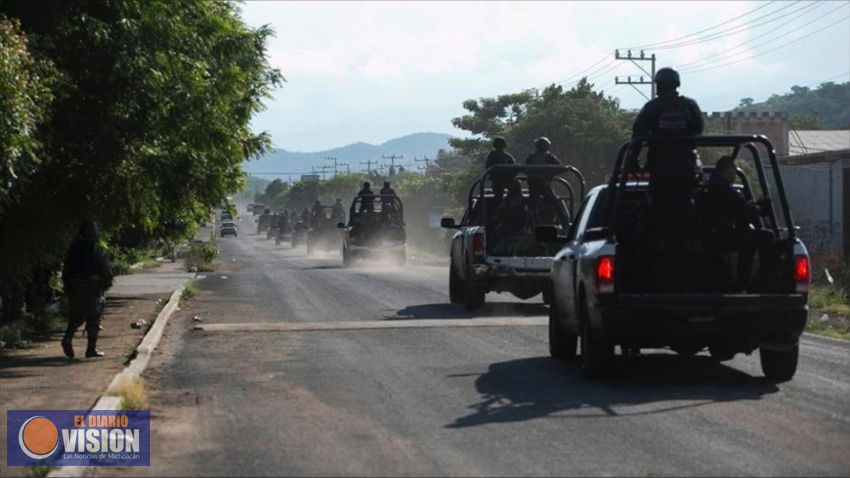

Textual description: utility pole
[339,162,350,174]
[614,49,656,100]
[414,156,432,172]
[323,156,339,175]
[359,159,377,174]
[381,154,403,170]
[313,165,331,180]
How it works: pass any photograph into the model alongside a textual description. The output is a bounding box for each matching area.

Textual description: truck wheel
[760,345,798,382]
[579,295,613,378]
[463,275,485,311]
[449,260,463,304]
[549,299,577,359]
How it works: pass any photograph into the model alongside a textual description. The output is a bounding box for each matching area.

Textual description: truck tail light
[596,256,615,294]
[794,255,809,294]
[472,232,486,256]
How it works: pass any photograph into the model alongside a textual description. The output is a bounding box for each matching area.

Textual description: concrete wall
[704,111,789,156]
[780,160,846,258]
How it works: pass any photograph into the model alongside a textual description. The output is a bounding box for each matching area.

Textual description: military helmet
[493,136,507,149]
[654,67,680,90]
[534,137,551,151]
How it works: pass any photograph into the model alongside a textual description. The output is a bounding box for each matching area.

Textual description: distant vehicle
[220,221,238,238]
[246,203,255,213]
[441,164,584,310]
[220,212,232,221]
[340,194,405,266]
[257,211,272,234]
[252,204,266,216]
[307,206,343,254]
[546,135,809,381]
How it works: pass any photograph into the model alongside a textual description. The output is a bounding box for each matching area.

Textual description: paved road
[114,212,850,477]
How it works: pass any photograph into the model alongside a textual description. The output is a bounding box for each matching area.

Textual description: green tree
[0,0,282,320]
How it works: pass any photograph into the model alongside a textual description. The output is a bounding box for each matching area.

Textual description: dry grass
[109,377,150,410]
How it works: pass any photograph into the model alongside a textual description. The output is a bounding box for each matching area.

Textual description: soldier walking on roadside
[61,221,113,359]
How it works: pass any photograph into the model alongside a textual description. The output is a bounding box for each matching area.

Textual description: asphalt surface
[119,212,850,477]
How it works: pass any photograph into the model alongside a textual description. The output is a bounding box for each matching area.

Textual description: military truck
[339,194,406,266]
[545,135,809,381]
[307,206,343,254]
[441,164,584,310]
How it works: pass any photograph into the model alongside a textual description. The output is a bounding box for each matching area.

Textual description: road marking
[194,317,547,333]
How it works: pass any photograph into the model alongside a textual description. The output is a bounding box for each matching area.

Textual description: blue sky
[239,1,850,152]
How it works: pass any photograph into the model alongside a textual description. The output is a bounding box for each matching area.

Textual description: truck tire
[760,345,798,382]
[449,259,463,304]
[463,274,485,311]
[579,294,613,378]
[549,299,577,359]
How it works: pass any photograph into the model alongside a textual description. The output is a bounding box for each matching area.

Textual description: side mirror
[440,217,458,229]
[582,226,610,242]
[535,225,567,244]
[337,222,346,228]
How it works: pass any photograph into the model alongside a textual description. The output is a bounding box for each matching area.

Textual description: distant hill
[245,132,452,179]
[734,81,850,129]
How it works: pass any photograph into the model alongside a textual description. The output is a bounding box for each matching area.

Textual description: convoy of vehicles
[232,134,808,382]
[339,194,406,266]
[544,135,808,380]
[441,164,585,310]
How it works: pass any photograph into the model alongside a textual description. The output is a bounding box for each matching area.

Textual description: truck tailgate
[617,293,807,315]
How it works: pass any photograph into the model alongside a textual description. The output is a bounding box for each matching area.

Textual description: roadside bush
[186,243,218,272]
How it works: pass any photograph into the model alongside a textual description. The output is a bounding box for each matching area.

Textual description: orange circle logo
[18,416,59,460]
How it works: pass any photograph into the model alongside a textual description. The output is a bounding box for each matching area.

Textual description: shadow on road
[447,355,778,428]
[389,302,547,320]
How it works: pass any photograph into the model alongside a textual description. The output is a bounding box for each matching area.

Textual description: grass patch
[179,283,198,307]
[141,258,161,269]
[806,253,850,340]
[109,377,149,410]
[806,317,850,340]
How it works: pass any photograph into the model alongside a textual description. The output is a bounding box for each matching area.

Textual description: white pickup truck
[441,164,584,310]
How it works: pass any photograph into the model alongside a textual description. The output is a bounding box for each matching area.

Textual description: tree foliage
[735,81,850,129]
[0,1,281,305]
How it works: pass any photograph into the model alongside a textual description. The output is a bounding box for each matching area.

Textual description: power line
[641,1,813,51]
[625,0,779,50]
[682,14,850,74]
[677,2,843,71]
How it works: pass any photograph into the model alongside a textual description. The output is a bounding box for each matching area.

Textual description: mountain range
[244,132,453,179]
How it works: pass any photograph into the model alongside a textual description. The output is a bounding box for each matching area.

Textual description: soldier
[61,221,113,359]
[703,156,773,290]
[331,198,345,223]
[485,136,516,202]
[631,67,704,250]
[357,181,375,213]
[300,207,311,227]
[524,137,564,222]
[380,181,396,215]
[311,199,323,222]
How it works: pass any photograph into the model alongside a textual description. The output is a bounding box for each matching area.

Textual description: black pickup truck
[339,194,406,266]
[544,135,809,381]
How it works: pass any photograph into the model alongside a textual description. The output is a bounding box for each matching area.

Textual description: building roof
[788,130,850,156]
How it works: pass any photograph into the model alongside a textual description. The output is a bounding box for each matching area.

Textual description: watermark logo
[7,410,150,467]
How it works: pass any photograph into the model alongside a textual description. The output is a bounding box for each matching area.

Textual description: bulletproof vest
[65,239,98,277]
[646,95,699,179]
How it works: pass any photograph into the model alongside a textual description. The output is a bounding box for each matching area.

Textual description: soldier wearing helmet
[524,137,568,225]
[485,136,517,202]
[524,137,561,166]
[632,67,704,250]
